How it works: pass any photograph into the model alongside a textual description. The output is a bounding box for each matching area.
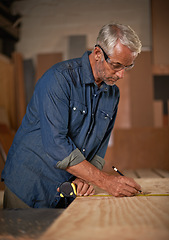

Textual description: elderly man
[1,23,142,208]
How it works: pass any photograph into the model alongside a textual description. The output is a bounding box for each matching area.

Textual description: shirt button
[94,94,97,97]
[82,110,86,114]
[82,148,86,152]
[73,107,77,111]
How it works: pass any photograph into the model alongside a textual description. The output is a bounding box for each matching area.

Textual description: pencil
[112,166,142,193]
[112,166,124,176]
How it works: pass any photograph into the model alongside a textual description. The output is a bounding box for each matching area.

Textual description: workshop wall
[12,0,151,61]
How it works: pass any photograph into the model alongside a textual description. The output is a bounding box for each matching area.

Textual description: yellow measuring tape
[79,193,169,197]
[137,193,169,197]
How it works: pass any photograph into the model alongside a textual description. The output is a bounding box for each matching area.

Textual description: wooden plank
[41,178,169,240]
[152,65,169,75]
[0,191,4,209]
[152,0,169,65]
[129,52,154,127]
[12,52,26,129]
[135,169,161,178]
[0,124,15,156]
[153,100,163,127]
[0,55,16,130]
[110,128,169,172]
[36,53,63,81]
[153,169,169,178]
[124,169,169,179]
[0,124,14,191]
[0,107,10,127]
[135,178,169,194]
[122,169,139,178]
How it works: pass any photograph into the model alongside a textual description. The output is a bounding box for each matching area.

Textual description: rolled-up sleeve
[55,151,105,170]
[90,155,105,170]
[55,148,86,169]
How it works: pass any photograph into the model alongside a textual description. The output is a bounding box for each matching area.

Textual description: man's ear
[94,46,102,61]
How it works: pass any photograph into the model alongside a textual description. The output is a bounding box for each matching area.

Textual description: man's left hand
[72,178,95,196]
[57,178,95,196]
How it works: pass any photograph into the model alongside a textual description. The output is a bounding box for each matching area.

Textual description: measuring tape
[77,193,169,197]
[136,193,169,197]
[80,193,169,197]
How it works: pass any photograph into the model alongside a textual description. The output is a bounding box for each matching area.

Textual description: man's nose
[115,69,125,79]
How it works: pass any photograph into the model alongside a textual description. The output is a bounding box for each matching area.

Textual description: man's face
[94,42,137,86]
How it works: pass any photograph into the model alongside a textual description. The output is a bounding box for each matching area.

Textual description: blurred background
[0,0,169,190]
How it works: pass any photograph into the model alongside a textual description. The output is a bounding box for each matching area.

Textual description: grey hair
[96,23,142,56]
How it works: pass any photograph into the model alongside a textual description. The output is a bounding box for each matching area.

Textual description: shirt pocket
[96,109,113,141]
[69,101,88,135]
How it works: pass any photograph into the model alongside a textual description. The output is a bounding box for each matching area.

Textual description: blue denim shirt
[1,51,119,208]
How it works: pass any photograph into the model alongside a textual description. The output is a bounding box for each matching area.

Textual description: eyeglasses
[95,44,134,71]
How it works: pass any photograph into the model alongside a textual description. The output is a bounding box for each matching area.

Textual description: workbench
[0,169,169,240]
[41,169,169,240]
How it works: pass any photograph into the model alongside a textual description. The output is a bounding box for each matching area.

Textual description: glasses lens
[125,64,134,71]
[108,61,124,71]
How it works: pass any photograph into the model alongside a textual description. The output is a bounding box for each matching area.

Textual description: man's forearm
[66,159,142,197]
[66,159,109,190]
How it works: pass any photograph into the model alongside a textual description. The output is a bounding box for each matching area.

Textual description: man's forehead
[110,42,136,64]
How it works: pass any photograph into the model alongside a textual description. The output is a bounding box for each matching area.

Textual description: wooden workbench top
[41,169,169,240]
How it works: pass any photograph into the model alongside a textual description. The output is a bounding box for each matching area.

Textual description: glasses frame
[95,44,134,71]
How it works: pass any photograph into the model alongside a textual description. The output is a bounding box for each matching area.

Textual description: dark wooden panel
[36,53,63,82]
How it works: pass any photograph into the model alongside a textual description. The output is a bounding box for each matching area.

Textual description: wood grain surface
[0,170,168,240]
[41,178,169,240]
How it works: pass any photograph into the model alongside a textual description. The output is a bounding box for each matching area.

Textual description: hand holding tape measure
[58,178,95,198]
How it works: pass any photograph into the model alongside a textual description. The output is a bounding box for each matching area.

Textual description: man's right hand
[103,175,141,197]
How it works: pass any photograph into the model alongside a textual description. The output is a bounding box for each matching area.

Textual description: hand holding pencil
[112,166,142,195]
